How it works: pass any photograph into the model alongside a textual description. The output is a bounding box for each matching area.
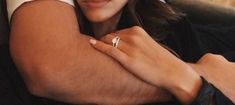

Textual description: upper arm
[7,0,75,21]
[9,0,82,83]
[9,0,85,97]
[9,1,171,104]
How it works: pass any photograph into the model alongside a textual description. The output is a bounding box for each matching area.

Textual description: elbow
[24,77,50,99]
[26,81,46,98]
[20,64,64,98]
[14,62,129,104]
[21,64,88,103]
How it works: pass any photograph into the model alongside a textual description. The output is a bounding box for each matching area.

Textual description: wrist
[190,77,215,105]
[165,64,202,104]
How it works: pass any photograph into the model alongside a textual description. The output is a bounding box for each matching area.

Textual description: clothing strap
[190,77,214,105]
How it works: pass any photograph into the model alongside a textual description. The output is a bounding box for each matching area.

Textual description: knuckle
[100,37,106,42]
[214,54,224,59]
[129,26,147,37]
[204,53,214,58]
[206,53,223,59]
[106,34,114,38]
[131,26,145,33]
[101,34,112,42]
[197,53,226,64]
[197,53,213,64]
[131,26,143,32]
[129,35,141,44]
[213,54,228,62]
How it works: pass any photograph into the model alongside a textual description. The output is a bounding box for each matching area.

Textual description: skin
[90,27,202,104]
[90,26,235,104]
[9,0,172,104]
[190,55,235,103]
[77,0,128,38]
[9,0,235,104]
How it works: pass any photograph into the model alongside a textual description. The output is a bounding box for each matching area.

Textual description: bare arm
[9,1,171,104]
[189,54,235,103]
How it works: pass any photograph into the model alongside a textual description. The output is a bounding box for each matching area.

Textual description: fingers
[100,34,131,53]
[100,34,117,45]
[89,39,129,63]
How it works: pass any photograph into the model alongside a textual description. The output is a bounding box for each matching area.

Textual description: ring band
[112,36,120,48]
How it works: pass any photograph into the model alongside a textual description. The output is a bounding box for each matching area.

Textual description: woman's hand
[89,26,202,104]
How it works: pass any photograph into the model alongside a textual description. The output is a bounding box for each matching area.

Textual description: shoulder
[7,0,74,21]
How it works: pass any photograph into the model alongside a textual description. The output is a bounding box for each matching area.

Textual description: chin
[86,14,111,23]
[87,17,107,23]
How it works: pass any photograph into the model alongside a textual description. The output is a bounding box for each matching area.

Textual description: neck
[92,11,122,39]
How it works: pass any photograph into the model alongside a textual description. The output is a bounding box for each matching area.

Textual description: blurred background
[207,0,235,7]
[167,0,235,25]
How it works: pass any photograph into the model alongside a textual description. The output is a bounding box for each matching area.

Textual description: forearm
[188,54,235,103]
[36,37,171,104]
[9,1,171,104]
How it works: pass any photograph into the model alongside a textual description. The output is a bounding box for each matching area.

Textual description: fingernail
[89,39,97,45]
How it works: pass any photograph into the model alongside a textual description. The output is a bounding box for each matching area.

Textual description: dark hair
[75,0,180,41]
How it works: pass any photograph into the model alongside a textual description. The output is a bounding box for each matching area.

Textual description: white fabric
[7,0,74,20]
[160,0,166,3]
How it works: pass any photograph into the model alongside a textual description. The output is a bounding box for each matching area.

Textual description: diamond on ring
[112,36,120,48]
